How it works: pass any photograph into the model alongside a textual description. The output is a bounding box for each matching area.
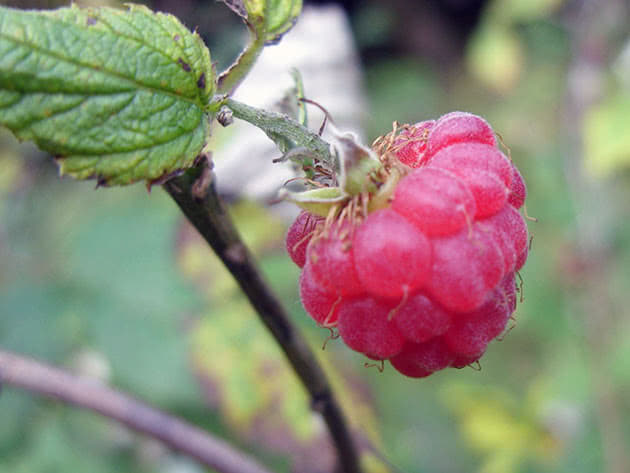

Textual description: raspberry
[287,111,530,378]
[428,225,504,313]
[299,263,340,325]
[443,278,514,356]
[508,162,527,209]
[286,210,323,268]
[451,351,485,369]
[425,112,496,159]
[353,209,431,299]
[337,297,405,360]
[306,220,363,297]
[499,275,518,313]
[481,205,528,275]
[427,143,512,217]
[391,167,476,237]
[515,245,528,272]
[393,120,435,168]
[393,292,451,343]
[390,338,455,378]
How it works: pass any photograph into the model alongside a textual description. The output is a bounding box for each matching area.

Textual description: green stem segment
[163,162,362,473]
[217,31,265,96]
[224,98,335,168]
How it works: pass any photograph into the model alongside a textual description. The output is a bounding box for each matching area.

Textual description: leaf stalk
[223,97,334,167]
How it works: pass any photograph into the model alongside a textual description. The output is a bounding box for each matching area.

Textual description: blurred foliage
[584,90,630,176]
[465,0,564,93]
[1,1,630,473]
[441,380,576,473]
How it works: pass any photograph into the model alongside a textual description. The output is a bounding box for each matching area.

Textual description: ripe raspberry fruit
[353,209,431,299]
[391,167,476,237]
[299,264,340,325]
[393,292,451,343]
[306,220,363,297]
[390,338,455,378]
[428,225,504,313]
[286,111,530,378]
[482,205,528,274]
[393,120,435,168]
[508,162,527,209]
[337,297,405,360]
[427,142,512,217]
[286,210,323,268]
[425,112,496,159]
[442,278,514,357]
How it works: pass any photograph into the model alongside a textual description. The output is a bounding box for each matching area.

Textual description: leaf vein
[0,31,198,105]
[53,107,204,156]
[10,95,90,130]
[92,13,192,75]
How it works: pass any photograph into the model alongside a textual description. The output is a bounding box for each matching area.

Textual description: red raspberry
[393,120,435,168]
[390,338,455,378]
[451,351,485,369]
[337,297,405,360]
[508,162,527,209]
[427,143,512,217]
[515,245,528,272]
[286,111,530,379]
[427,225,504,313]
[442,278,514,357]
[286,210,323,268]
[425,111,496,159]
[353,209,431,299]
[391,167,476,237]
[299,264,340,325]
[306,220,363,297]
[393,292,451,343]
[481,205,528,275]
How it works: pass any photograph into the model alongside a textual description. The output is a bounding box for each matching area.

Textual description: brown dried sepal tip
[306,191,374,261]
[372,121,429,170]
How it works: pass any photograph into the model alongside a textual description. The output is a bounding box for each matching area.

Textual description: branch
[0,349,274,473]
[163,161,362,473]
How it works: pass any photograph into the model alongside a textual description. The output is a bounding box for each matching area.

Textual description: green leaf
[584,91,630,177]
[222,0,302,44]
[0,4,214,186]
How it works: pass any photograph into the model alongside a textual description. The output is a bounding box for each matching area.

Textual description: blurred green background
[1,0,630,472]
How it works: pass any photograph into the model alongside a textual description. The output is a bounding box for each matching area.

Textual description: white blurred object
[159,456,206,473]
[614,38,630,88]
[540,400,583,444]
[213,5,366,211]
[70,348,112,383]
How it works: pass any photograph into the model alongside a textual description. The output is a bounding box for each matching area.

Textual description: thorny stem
[0,350,274,473]
[163,161,362,473]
